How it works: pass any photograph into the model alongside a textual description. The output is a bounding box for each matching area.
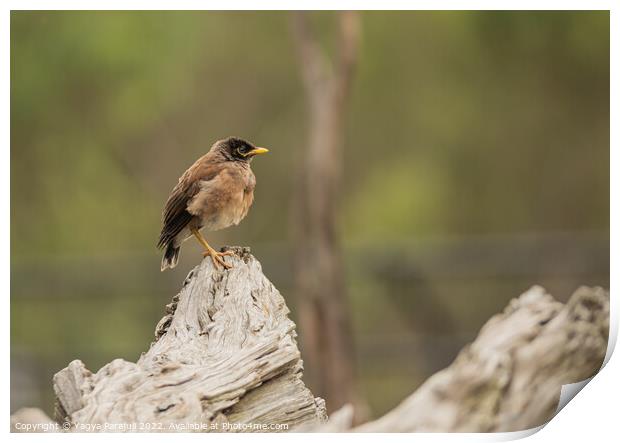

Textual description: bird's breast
[206,190,253,231]
[191,165,256,232]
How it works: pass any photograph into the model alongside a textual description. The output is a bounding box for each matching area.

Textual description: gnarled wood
[304,285,609,432]
[45,247,326,432]
[10,250,608,434]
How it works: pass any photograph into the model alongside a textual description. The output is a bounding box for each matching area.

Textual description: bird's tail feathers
[161,243,181,271]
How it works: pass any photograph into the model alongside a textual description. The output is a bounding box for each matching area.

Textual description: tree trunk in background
[290,11,361,413]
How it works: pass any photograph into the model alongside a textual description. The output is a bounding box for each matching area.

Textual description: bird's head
[213,137,269,162]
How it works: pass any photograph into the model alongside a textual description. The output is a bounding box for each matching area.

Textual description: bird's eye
[236,147,245,157]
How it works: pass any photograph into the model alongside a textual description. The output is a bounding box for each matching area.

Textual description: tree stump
[28,247,327,432]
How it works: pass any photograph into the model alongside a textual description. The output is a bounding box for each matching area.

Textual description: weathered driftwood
[11,248,609,434]
[14,247,326,432]
[303,285,609,432]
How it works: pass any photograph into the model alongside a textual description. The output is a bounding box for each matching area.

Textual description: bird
[157,137,268,271]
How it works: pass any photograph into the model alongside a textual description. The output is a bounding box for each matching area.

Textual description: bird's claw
[203,249,233,269]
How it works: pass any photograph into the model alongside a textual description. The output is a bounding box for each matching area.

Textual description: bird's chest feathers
[188,166,256,231]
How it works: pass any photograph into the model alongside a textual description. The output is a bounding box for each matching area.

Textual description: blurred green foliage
[11,11,609,418]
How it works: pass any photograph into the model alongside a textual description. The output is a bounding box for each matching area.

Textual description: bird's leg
[190,228,232,269]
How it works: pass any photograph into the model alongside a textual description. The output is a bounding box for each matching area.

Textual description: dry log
[11,249,609,434]
[15,247,326,432]
[304,285,609,432]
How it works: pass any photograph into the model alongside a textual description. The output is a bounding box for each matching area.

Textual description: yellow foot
[202,248,233,269]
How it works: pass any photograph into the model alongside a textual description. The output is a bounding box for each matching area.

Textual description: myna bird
[157,137,268,271]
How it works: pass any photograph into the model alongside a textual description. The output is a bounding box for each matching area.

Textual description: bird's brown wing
[157,156,220,249]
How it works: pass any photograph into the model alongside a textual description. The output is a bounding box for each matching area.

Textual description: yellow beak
[248,147,269,156]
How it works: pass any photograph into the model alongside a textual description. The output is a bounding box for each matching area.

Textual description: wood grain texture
[11,253,609,433]
[304,285,609,433]
[49,247,327,432]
